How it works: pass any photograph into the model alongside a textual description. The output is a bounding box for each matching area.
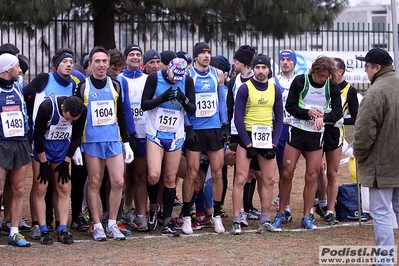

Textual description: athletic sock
[146,180,160,205]
[163,186,176,225]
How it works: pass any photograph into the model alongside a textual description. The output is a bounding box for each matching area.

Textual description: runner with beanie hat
[233,45,255,67]
[160,50,177,69]
[192,42,211,59]
[124,44,142,58]
[182,41,228,234]
[143,49,161,75]
[227,45,257,222]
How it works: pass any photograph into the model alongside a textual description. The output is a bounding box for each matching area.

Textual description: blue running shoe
[301,216,317,230]
[273,212,286,229]
[8,233,31,247]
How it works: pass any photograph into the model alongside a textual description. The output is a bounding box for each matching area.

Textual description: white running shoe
[240,211,249,226]
[106,224,126,240]
[258,220,282,232]
[231,222,242,235]
[213,216,225,234]
[182,216,193,235]
[93,226,107,241]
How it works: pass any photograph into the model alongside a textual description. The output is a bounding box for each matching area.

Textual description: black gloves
[37,161,50,185]
[246,146,257,158]
[221,123,230,143]
[176,88,189,106]
[54,161,71,184]
[160,87,176,102]
[263,146,276,160]
[129,133,137,151]
[185,126,199,146]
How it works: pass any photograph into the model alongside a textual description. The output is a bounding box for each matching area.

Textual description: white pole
[391,0,399,74]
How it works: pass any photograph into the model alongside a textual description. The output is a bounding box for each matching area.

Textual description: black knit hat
[233,45,255,67]
[18,54,29,74]
[252,54,271,70]
[124,44,142,57]
[160,50,177,65]
[143,49,161,65]
[193,42,211,59]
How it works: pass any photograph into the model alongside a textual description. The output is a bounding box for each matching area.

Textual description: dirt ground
[0,126,396,266]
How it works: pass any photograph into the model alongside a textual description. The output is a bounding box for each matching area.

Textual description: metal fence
[1,14,393,92]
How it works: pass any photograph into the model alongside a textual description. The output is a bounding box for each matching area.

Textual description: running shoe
[196,216,214,228]
[40,231,53,245]
[301,215,318,230]
[284,211,293,223]
[8,233,31,247]
[148,204,159,231]
[315,205,327,218]
[231,222,242,235]
[213,216,225,234]
[133,216,148,232]
[174,196,183,207]
[19,217,31,232]
[87,224,94,235]
[220,205,228,218]
[182,216,193,235]
[58,229,74,244]
[247,211,260,220]
[240,212,248,226]
[117,222,132,235]
[30,225,40,240]
[272,212,286,229]
[121,209,135,227]
[1,220,10,235]
[106,224,126,240]
[71,216,89,232]
[325,213,339,225]
[93,226,107,241]
[162,222,180,237]
[310,213,315,223]
[258,220,282,233]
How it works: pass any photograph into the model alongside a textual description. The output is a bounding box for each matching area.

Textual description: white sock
[285,205,291,212]
[108,219,116,227]
[10,226,18,236]
[93,223,103,230]
[319,200,327,208]
[326,210,333,216]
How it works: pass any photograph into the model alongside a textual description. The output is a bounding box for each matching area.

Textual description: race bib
[155,108,180,132]
[195,93,217,117]
[1,107,24,137]
[251,125,272,149]
[45,116,72,140]
[131,101,146,125]
[91,100,115,126]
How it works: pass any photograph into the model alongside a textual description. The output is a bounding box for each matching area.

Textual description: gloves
[124,142,134,164]
[246,146,257,158]
[185,126,199,146]
[72,147,83,166]
[176,88,189,106]
[129,133,137,151]
[221,123,230,143]
[54,160,71,184]
[263,146,276,160]
[334,117,344,128]
[37,161,50,185]
[160,87,176,102]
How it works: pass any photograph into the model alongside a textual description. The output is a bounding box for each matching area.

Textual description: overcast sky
[349,0,395,6]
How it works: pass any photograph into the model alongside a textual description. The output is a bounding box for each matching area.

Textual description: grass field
[0,125,395,266]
